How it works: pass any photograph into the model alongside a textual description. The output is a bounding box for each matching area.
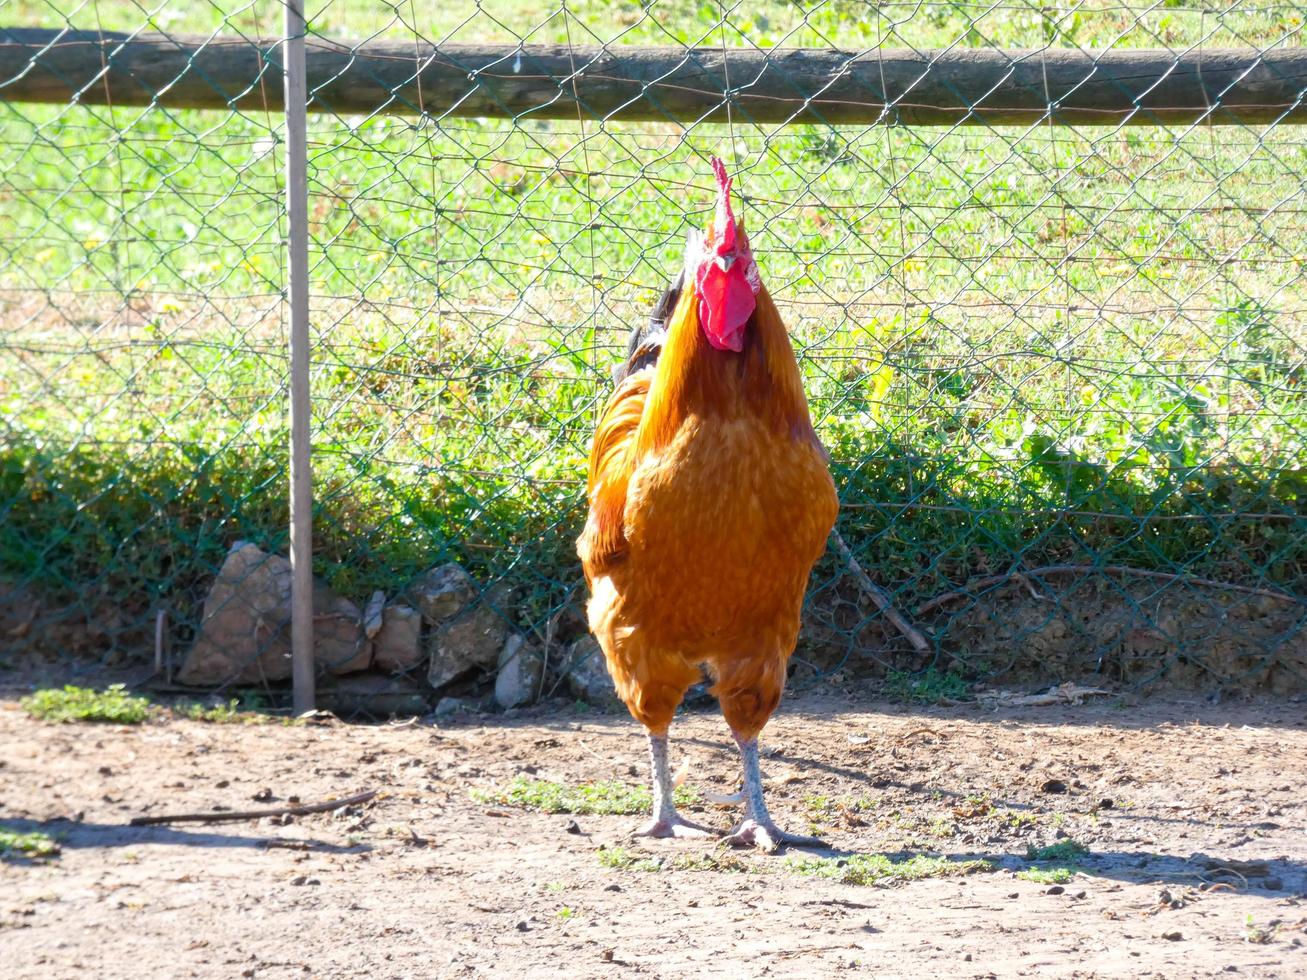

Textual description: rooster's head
[687,157,760,353]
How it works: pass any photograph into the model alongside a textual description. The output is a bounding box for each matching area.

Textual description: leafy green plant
[172,696,272,724]
[1025,840,1089,863]
[0,827,60,861]
[1017,866,1075,884]
[884,668,969,704]
[21,685,152,724]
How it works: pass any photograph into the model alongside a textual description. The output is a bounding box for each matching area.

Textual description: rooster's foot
[723,818,827,854]
[631,814,718,839]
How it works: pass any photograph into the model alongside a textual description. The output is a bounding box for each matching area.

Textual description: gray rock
[408,563,475,624]
[313,582,371,676]
[494,634,543,709]
[177,542,292,685]
[427,592,509,690]
[318,672,430,718]
[177,541,368,686]
[434,696,474,719]
[373,604,423,674]
[565,636,623,708]
[362,590,386,639]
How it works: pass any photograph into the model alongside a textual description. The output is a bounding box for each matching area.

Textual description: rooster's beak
[714,252,736,272]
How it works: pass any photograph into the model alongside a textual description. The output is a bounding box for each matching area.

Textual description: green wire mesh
[1,1,1304,697]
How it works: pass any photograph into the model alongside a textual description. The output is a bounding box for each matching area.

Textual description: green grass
[786,852,995,886]
[598,846,667,872]
[885,667,970,704]
[473,777,698,815]
[1017,865,1076,884]
[1,3,1304,661]
[1025,839,1090,863]
[20,685,152,724]
[597,845,755,873]
[597,843,994,882]
[0,827,60,861]
[1019,839,1089,882]
[14,0,1301,51]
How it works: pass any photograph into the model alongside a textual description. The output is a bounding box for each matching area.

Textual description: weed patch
[596,846,755,874]
[473,778,697,816]
[1017,866,1076,885]
[1026,840,1090,863]
[0,827,60,862]
[21,685,151,724]
[787,852,994,886]
[885,668,970,704]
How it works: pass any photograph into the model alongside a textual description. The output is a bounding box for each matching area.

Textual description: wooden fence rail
[2,28,1305,125]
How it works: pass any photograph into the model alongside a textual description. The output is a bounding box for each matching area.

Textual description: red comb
[709,157,737,251]
[711,156,732,193]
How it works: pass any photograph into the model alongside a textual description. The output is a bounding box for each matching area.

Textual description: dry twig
[128,789,377,826]
[830,529,931,654]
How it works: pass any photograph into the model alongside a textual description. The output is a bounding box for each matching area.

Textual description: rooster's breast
[618,415,838,650]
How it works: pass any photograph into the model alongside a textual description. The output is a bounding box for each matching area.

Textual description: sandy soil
[2,690,1306,979]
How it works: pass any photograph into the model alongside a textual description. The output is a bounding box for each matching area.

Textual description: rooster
[577,158,839,851]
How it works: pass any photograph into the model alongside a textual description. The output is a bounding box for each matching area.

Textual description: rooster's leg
[723,734,828,853]
[632,733,717,839]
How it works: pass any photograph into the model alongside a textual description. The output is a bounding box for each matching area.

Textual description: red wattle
[697,264,756,353]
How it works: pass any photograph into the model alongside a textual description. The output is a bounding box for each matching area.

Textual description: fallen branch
[914,564,1300,618]
[128,789,377,826]
[830,529,931,654]
[976,682,1111,706]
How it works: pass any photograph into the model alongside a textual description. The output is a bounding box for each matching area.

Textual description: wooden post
[283,1,314,715]
[2,30,1304,126]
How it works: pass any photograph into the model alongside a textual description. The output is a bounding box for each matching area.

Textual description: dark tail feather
[612,269,684,384]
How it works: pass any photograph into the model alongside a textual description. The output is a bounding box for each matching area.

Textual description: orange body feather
[578,283,838,740]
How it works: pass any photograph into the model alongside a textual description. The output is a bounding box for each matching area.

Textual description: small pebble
[515,920,530,932]
[600,950,615,962]
[564,819,582,835]
[1040,779,1068,795]
[1046,885,1065,896]
[1161,931,1183,942]
[604,883,623,893]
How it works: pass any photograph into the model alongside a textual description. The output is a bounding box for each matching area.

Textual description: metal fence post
[283,0,314,714]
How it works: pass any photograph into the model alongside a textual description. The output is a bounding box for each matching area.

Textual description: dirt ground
[3,688,1306,979]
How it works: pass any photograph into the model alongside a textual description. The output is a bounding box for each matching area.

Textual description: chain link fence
[2,1,1304,706]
